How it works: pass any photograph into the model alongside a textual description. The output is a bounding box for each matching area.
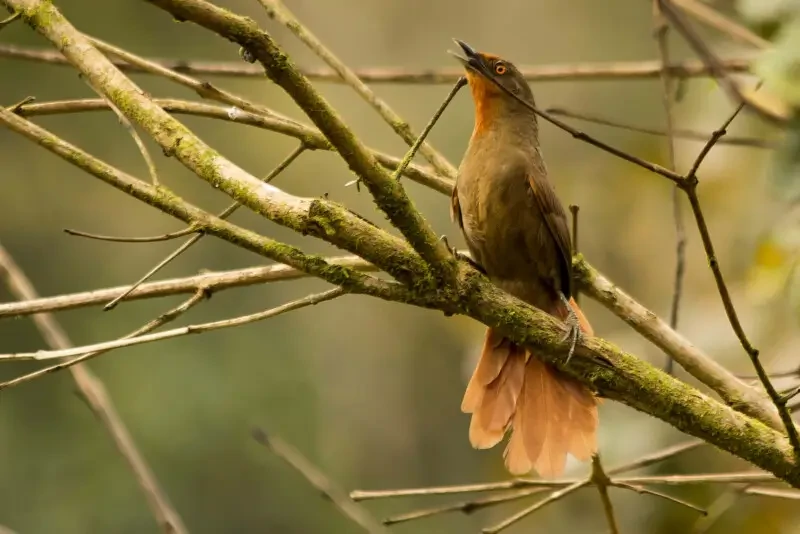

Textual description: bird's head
[450,39,536,133]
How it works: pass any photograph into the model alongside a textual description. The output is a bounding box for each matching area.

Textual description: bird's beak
[449,39,482,73]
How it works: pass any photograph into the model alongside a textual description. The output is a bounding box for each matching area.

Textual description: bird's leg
[439,235,485,273]
[559,292,583,366]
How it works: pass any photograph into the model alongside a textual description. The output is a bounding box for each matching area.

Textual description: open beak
[449,39,483,73]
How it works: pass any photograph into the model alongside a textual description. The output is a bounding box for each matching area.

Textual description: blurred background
[1,0,799,532]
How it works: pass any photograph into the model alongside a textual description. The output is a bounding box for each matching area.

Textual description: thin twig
[681,97,800,454]
[0,288,346,361]
[0,43,755,82]
[613,482,706,514]
[591,455,621,534]
[12,97,453,194]
[0,290,206,390]
[252,429,389,534]
[672,0,769,49]
[654,0,686,376]
[104,96,160,186]
[353,465,775,500]
[101,143,305,310]
[88,34,283,120]
[0,242,188,534]
[482,480,589,534]
[381,488,549,525]
[0,9,19,29]
[0,255,372,318]
[545,107,776,148]
[658,0,786,125]
[690,485,746,533]
[64,226,197,243]
[363,439,706,525]
[257,0,457,179]
[744,486,800,499]
[383,77,466,183]
[459,50,686,185]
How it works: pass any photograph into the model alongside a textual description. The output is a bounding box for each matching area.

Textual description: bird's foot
[439,235,485,273]
[559,292,583,366]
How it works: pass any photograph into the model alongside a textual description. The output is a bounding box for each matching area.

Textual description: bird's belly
[460,200,558,310]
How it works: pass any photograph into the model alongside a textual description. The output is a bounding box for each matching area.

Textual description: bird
[449,39,599,478]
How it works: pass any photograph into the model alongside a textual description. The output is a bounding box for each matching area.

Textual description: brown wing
[526,173,573,298]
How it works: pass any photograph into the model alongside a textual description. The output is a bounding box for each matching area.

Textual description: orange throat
[466,71,497,139]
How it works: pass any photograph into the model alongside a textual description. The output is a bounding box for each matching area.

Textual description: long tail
[461,297,598,478]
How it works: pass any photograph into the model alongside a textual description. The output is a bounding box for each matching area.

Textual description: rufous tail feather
[462,297,598,477]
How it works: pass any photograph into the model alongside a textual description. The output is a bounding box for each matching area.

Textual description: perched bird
[450,40,599,477]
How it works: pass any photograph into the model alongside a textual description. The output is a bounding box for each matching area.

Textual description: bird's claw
[559,293,583,366]
[440,235,485,273]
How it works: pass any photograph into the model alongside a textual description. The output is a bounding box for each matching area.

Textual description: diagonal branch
[257,0,457,179]
[100,143,306,310]
[658,0,786,125]
[0,288,346,361]
[143,0,455,282]
[0,107,432,303]
[0,289,207,390]
[0,242,188,534]
[252,429,389,534]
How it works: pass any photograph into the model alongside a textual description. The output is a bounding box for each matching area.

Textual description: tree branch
[0,43,755,82]
[142,0,455,283]
[256,0,457,179]
[12,97,454,194]
[252,429,388,534]
[0,242,188,534]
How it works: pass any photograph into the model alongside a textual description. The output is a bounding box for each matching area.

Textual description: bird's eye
[494,63,507,75]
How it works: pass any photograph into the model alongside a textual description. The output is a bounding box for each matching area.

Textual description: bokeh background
[1,0,798,532]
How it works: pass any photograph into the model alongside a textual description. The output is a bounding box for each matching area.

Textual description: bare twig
[0,43,755,82]
[690,485,746,533]
[252,429,388,534]
[0,288,346,361]
[101,143,306,310]
[546,107,777,148]
[12,97,454,194]
[64,226,197,243]
[658,0,786,125]
[381,489,548,525]
[0,290,206,390]
[87,34,282,120]
[653,0,686,376]
[258,0,457,179]
[365,439,706,525]
[0,242,188,534]
[744,486,800,499]
[482,480,588,534]
[681,97,800,453]
[146,0,456,283]
[672,0,769,49]
[0,8,18,29]
[384,78,466,183]
[0,107,428,304]
[591,455,621,534]
[613,482,706,514]
[0,255,372,318]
